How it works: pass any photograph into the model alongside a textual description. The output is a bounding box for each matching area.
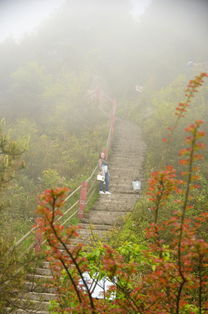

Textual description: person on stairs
[98,152,111,195]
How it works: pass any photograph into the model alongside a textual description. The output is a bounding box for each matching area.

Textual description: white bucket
[132,180,141,190]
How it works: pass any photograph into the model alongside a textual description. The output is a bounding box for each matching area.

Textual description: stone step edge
[78,223,112,230]
[6,308,49,314]
[25,291,56,302]
[91,207,132,212]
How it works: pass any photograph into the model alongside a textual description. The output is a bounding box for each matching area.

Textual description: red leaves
[175,102,189,116]
[144,93,208,311]
[147,165,180,206]
[185,73,208,96]
[196,131,206,138]
[179,159,189,165]
[178,120,205,172]
[35,187,80,252]
[194,142,206,150]
[179,148,191,156]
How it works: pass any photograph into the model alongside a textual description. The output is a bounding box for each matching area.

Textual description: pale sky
[0,0,66,43]
[0,0,152,43]
[131,0,152,17]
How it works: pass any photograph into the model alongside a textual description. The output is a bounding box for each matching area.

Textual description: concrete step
[15,299,49,312]
[109,182,142,188]
[109,166,140,171]
[111,148,142,152]
[78,223,112,231]
[94,198,138,208]
[114,150,143,154]
[87,210,129,225]
[71,229,109,244]
[95,196,136,204]
[94,200,138,210]
[79,217,117,227]
[96,192,138,201]
[24,281,56,294]
[24,292,55,302]
[41,262,50,269]
[111,190,140,195]
[110,169,142,175]
[112,140,141,145]
[77,228,109,239]
[97,194,138,202]
[109,185,141,191]
[110,182,133,187]
[110,184,141,193]
[110,152,141,157]
[26,274,53,281]
[111,158,141,162]
[109,178,141,184]
[92,204,133,212]
[109,181,141,187]
[7,309,49,314]
[34,267,52,277]
[109,160,142,166]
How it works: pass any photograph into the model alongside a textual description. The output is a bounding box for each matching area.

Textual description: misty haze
[0,0,208,312]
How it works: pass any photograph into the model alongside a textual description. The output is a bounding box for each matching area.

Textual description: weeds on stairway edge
[35,73,208,313]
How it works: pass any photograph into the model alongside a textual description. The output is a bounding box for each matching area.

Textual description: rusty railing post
[34,218,42,253]
[79,181,89,219]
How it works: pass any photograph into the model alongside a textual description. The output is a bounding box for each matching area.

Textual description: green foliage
[108,198,151,250]
[84,183,99,213]
[0,237,42,312]
[119,73,208,250]
[0,120,26,190]
[48,299,60,313]
[1,63,108,238]
[181,304,201,314]
[0,124,42,313]
[41,168,67,189]
[0,239,24,311]
[142,75,208,171]
[0,120,26,218]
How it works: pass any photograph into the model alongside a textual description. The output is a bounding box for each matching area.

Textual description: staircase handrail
[105,99,116,160]
[13,166,98,249]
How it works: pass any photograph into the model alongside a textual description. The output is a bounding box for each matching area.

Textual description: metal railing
[12,166,98,252]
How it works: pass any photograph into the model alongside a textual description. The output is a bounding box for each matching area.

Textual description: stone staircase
[8,261,55,313]
[10,119,145,313]
[77,119,145,244]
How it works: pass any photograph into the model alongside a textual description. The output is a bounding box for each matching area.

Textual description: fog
[0,0,207,120]
[0,0,151,43]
